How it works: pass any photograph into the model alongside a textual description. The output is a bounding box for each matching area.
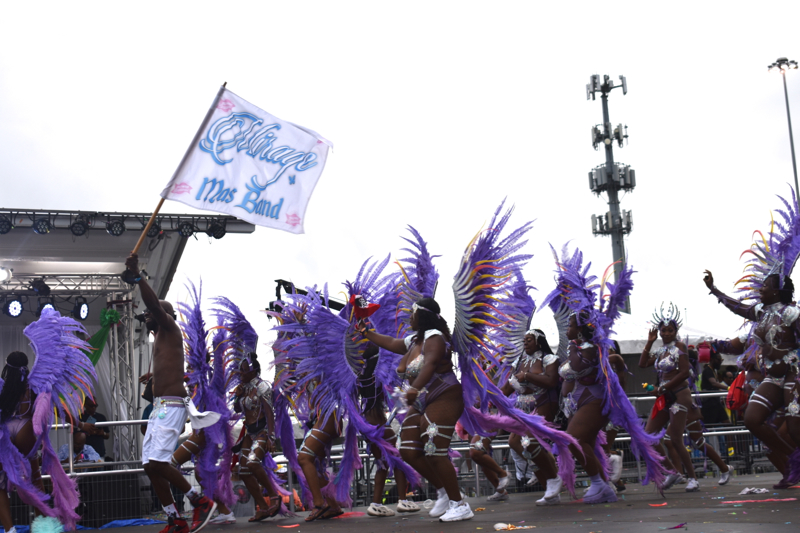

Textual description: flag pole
[121,82,228,284]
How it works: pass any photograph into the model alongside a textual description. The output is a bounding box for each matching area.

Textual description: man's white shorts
[142,397,187,465]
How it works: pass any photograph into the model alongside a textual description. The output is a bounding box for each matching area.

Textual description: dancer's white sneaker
[486,490,509,501]
[497,474,510,491]
[439,500,474,522]
[719,466,731,485]
[209,512,236,525]
[367,503,396,516]
[544,477,563,500]
[396,500,420,513]
[429,489,449,518]
[583,481,617,504]
[662,472,681,491]
[536,493,561,506]
[685,478,700,492]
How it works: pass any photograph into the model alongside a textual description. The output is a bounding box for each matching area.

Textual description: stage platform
[103,471,798,533]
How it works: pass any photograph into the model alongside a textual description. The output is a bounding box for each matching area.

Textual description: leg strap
[751,393,774,410]
[422,414,455,456]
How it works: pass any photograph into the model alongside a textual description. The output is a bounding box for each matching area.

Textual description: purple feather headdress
[737,187,800,299]
[542,244,669,493]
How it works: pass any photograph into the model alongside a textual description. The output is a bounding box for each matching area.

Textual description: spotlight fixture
[0,215,13,235]
[31,278,51,296]
[106,218,126,237]
[72,297,89,321]
[32,218,52,235]
[146,220,162,238]
[3,296,23,317]
[206,221,226,239]
[36,297,55,317]
[0,266,11,282]
[177,221,195,238]
[70,215,90,236]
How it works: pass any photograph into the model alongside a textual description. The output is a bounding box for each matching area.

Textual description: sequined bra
[396,329,443,381]
[653,342,682,377]
[558,342,597,382]
[514,350,558,394]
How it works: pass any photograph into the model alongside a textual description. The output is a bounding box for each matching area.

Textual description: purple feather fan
[24,307,96,529]
[542,245,668,492]
[0,422,57,521]
[450,201,581,497]
[176,282,235,506]
[214,295,315,508]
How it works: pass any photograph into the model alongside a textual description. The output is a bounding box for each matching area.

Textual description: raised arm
[125,253,175,330]
[704,270,758,321]
[710,336,745,355]
[639,327,659,368]
[357,320,408,354]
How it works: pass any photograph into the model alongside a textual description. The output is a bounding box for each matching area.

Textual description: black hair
[414,297,452,345]
[0,352,29,424]
[527,329,554,355]
[246,351,261,374]
[610,340,621,355]
[766,274,794,304]
[575,311,596,342]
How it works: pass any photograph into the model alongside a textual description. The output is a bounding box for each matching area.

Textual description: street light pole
[769,57,799,194]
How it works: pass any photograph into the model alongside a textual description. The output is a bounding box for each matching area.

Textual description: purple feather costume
[542,245,669,493]
[0,307,96,530]
[176,282,236,509]
[450,202,580,498]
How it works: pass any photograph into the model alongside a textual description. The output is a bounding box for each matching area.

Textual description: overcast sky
[2,1,800,353]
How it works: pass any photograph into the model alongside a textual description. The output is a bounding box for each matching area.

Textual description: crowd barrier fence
[12,392,771,526]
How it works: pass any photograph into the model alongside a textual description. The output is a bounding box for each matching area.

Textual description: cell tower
[586,74,635,313]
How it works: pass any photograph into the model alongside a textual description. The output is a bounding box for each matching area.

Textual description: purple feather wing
[24,307,96,529]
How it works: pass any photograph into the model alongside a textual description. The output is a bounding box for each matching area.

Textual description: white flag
[160,89,332,234]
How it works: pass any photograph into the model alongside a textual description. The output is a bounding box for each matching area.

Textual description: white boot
[544,476,563,500]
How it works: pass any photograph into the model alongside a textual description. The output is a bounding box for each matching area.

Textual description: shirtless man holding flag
[127,253,220,533]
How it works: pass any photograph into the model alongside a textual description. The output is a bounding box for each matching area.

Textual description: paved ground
[108,472,798,533]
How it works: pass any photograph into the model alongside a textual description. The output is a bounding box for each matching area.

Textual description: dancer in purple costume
[0,308,96,533]
[360,203,579,522]
[639,305,700,492]
[277,257,420,523]
[702,189,800,486]
[543,245,669,504]
[501,328,563,504]
[214,296,299,522]
[169,284,237,525]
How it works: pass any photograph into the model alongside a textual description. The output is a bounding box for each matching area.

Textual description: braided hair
[0,352,29,423]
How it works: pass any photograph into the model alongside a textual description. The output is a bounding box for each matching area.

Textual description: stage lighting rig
[32,217,52,235]
[206,220,226,239]
[31,278,51,296]
[0,266,11,282]
[36,297,55,317]
[177,221,196,238]
[3,297,23,317]
[72,297,89,320]
[0,215,13,235]
[70,214,91,236]
[146,220,162,238]
[106,218,126,237]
